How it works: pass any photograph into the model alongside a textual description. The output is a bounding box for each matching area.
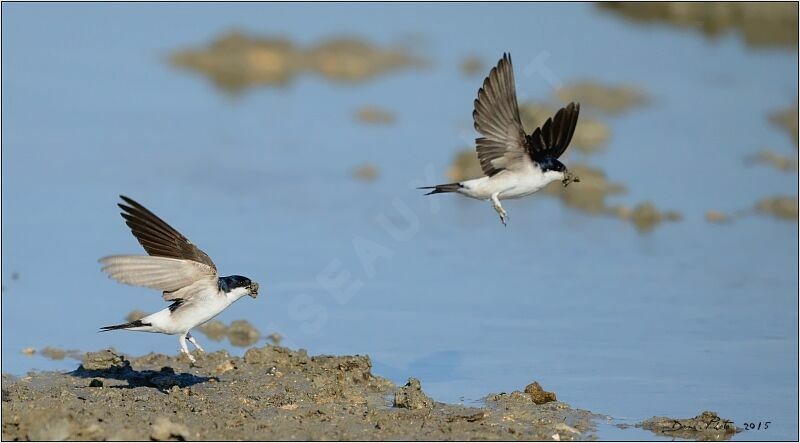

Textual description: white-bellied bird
[420,53,581,226]
[99,196,259,363]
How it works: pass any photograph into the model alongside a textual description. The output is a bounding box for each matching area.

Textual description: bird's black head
[537,157,566,173]
[219,275,259,298]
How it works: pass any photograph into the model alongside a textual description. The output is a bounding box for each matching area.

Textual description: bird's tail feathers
[418,182,463,195]
[99,319,152,332]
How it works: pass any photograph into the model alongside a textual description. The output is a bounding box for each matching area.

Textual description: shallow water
[2,3,797,440]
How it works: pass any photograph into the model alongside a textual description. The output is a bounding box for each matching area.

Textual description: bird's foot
[498,210,508,226]
[180,349,196,363]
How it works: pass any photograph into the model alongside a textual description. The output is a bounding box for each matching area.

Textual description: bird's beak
[249,282,259,299]
[562,170,580,187]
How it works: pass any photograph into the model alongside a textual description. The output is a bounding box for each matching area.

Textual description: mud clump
[599,2,798,48]
[170,30,425,94]
[81,349,127,372]
[639,410,738,440]
[755,196,798,220]
[2,345,599,440]
[520,102,610,154]
[555,81,648,115]
[351,163,380,182]
[355,106,395,125]
[393,378,434,410]
[524,381,557,405]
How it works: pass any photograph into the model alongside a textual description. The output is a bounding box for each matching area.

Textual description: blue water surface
[2,3,797,440]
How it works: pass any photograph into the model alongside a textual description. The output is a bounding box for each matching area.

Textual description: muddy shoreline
[2,345,736,441]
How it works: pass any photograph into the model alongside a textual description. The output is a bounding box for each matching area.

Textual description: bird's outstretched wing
[472,53,528,176]
[525,102,580,161]
[117,195,216,270]
[99,255,217,300]
[100,196,218,301]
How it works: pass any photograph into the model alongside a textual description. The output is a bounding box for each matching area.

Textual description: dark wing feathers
[526,102,580,161]
[117,195,217,270]
[472,53,580,175]
[472,53,528,176]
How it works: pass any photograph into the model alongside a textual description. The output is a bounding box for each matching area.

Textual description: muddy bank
[638,411,739,441]
[599,2,797,49]
[170,30,425,93]
[2,346,601,441]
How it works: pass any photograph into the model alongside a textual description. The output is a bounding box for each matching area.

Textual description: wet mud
[170,30,425,94]
[638,411,739,441]
[2,346,601,441]
[599,2,797,48]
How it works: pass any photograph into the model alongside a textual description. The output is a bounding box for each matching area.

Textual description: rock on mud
[639,410,738,440]
[524,381,557,405]
[393,378,434,410]
[81,349,127,371]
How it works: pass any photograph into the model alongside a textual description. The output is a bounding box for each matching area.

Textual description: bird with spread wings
[420,53,581,226]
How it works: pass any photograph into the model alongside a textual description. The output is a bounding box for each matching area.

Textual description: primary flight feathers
[117,195,217,270]
[473,53,580,176]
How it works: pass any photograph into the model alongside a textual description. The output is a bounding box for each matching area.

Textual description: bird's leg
[490,193,508,226]
[178,334,196,363]
[186,332,205,353]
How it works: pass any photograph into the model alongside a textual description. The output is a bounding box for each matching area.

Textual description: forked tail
[99,319,151,332]
[418,182,463,195]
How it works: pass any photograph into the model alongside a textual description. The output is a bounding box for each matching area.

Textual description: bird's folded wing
[473,53,529,176]
[99,255,217,294]
[525,102,580,161]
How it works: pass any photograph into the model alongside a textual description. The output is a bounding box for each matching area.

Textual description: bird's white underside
[458,161,565,201]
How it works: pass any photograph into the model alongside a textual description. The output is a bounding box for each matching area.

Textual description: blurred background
[2,2,797,440]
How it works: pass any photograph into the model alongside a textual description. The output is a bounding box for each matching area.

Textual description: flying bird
[420,53,581,226]
[99,196,259,363]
